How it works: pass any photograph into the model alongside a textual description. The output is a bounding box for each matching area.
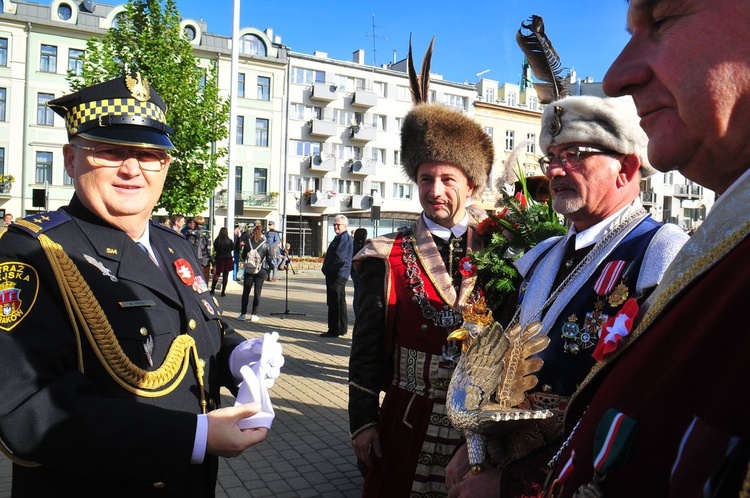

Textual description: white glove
[233,332,284,429]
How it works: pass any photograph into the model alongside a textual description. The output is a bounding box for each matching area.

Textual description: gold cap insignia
[125,71,151,102]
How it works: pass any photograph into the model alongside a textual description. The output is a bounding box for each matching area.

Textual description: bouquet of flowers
[470,166,566,319]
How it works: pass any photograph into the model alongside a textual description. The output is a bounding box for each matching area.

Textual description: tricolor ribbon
[593,409,639,476]
[593,260,626,296]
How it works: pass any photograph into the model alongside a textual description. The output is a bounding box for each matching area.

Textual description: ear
[62,143,76,179]
[616,153,641,187]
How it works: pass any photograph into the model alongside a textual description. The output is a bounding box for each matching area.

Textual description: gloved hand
[232,332,284,429]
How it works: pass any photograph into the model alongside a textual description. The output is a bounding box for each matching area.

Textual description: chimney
[353,49,366,65]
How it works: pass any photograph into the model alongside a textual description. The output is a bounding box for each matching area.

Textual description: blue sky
[170,0,632,86]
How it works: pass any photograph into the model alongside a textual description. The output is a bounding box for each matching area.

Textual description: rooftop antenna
[365,13,388,67]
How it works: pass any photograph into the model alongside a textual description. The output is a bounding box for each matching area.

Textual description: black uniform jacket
[0,196,243,497]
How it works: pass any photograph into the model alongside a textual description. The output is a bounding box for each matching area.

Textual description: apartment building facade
[0,0,710,254]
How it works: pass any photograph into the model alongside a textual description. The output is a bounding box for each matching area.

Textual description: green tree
[68,0,230,216]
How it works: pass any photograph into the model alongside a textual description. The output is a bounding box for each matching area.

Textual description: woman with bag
[211,227,234,296]
[237,224,273,322]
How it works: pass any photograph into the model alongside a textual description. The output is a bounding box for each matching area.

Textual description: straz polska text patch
[0,262,39,332]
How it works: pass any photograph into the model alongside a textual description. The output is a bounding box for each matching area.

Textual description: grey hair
[333,214,349,225]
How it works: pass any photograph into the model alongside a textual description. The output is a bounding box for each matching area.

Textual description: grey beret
[539,95,656,177]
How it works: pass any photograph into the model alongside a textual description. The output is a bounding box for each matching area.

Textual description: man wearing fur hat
[445,95,688,497]
[348,41,493,497]
[0,74,273,496]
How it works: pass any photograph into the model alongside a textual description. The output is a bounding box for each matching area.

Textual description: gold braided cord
[579,220,750,388]
[38,234,207,413]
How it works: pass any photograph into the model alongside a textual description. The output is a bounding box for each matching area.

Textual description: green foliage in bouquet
[471,171,566,318]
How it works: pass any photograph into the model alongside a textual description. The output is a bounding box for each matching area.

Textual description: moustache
[551,179,576,191]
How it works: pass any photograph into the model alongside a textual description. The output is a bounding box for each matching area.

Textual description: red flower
[592,297,639,362]
[514,192,528,209]
[476,216,499,236]
[458,256,476,276]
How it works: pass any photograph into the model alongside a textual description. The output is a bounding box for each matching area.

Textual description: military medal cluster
[561,260,633,355]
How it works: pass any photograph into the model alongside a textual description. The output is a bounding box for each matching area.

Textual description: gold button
[153,482,166,489]
[188,319,197,330]
[139,327,148,337]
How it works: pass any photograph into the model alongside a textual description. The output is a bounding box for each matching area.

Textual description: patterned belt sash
[392,346,454,399]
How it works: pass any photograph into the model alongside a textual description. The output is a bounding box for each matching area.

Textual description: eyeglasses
[538,146,617,174]
[70,143,169,172]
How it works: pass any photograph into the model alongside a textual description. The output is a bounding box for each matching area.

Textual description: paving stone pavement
[0,270,364,498]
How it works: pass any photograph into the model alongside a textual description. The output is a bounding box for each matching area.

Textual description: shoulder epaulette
[12,210,71,238]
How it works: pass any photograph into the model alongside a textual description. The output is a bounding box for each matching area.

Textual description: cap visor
[79,125,175,150]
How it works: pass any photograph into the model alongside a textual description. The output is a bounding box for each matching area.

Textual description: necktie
[136,242,160,268]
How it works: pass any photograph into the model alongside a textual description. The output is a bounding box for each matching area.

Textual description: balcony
[311,83,337,102]
[640,190,658,206]
[349,194,373,210]
[214,191,278,210]
[308,190,337,208]
[0,181,12,196]
[351,89,377,108]
[308,119,337,137]
[350,125,377,142]
[349,160,377,176]
[309,153,336,172]
[673,184,702,198]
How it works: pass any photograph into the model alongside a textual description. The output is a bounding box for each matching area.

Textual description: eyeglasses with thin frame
[69,143,169,172]
[538,146,617,175]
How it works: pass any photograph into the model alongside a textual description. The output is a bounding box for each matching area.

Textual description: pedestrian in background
[211,226,234,297]
[265,221,282,282]
[238,224,273,323]
[170,213,184,233]
[185,216,211,282]
[320,214,352,338]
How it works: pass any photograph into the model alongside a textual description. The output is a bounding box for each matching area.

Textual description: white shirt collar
[134,224,156,256]
[567,198,643,250]
[422,213,469,241]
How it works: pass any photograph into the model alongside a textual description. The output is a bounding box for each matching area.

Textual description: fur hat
[401,104,494,193]
[539,95,656,177]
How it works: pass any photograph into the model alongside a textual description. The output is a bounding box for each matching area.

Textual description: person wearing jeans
[238,225,273,322]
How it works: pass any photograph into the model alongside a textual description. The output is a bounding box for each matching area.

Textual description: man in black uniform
[0,73,267,496]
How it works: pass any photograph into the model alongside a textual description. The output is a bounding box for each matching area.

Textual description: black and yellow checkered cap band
[66,98,169,135]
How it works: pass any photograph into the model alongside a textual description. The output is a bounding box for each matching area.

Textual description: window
[37,93,54,126]
[444,94,467,111]
[290,67,325,85]
[396,85,411,101]
[63,169,74,185]
[484,127,493,139]
[505,130,515,151]
[370,181,385,198]
[240,34,266,56]
[236,116,244,144]
[57,3,72,20]
[0,88,6,121]
[529,96,539,111]
[35,151,53,184]
[0,147,4,175]
[370,148,385,164]
[289,103,321,121]
[392,183,412,200]
[373,81,387,98]
[526,133,536,154]
[396,117,403,130]
[507,92,517,107]
[288,175,320,193]
[335,179,361,195]
[235,166,243,194]
[334,74,365,92]
[253,168,267,195]
[237,73,245,98]
[68,49,84,76]
[333,144,361,161]
[372,114,386,132]
[183,25,197,41]
[289,140,320,157]
[255,118,269,147]
[40,45,57,73]
[393,150,401,166]
[257,76,270,101]
[333,109,356,126]
[429,90,437,103]
[485,88,495,102]
[0,38,7,67]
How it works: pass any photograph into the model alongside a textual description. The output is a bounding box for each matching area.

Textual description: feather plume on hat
[400,36,494,196]
[516,15,569,104]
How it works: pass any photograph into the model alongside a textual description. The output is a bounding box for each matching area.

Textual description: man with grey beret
[446,95,689,497]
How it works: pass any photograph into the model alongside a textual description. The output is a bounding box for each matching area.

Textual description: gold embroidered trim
[38,234,207,412]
